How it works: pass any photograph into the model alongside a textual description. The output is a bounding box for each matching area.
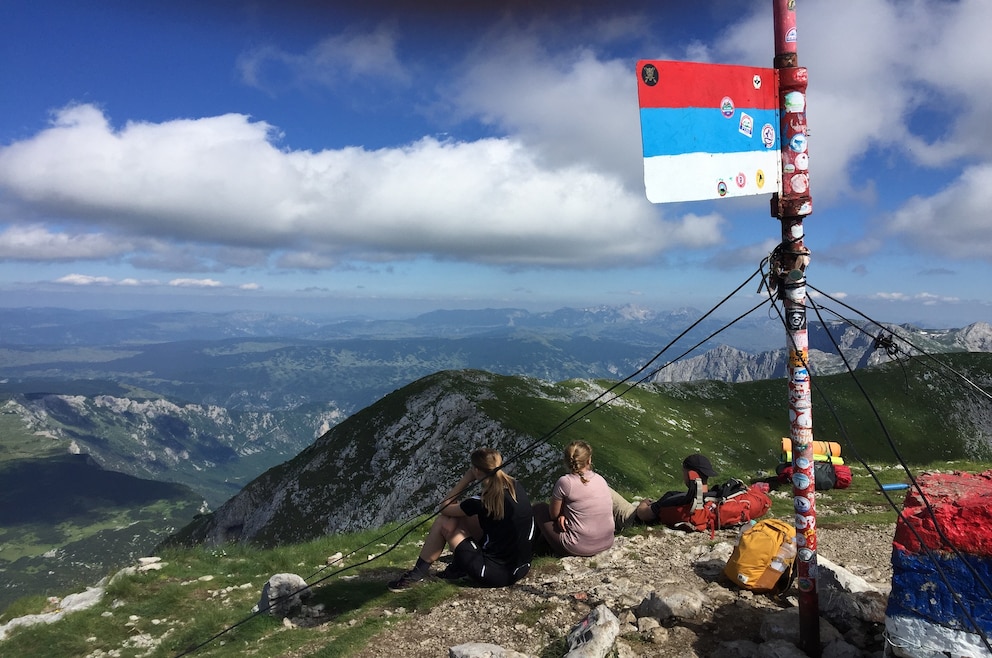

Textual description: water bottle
[769,536,797,571]
[736,519,757,544]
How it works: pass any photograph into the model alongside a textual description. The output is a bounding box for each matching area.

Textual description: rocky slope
[346,521,896,658]
[174,370,563,547]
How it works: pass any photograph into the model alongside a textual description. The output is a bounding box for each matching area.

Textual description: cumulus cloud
[716,1,992,201]
[169,278,223,288]
[56,274,116,286]
[444,33,643,185]
[885,163,992,261]
[871,291,960,305]
[0,103,693,270]
[3,0,992,293]
[0,225,134,260]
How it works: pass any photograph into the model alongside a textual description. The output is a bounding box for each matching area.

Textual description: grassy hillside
[2,454,989,657]
[2,349,990,645]
[0,454,203,613]
[528,351,992,494]
[173,352,992,551]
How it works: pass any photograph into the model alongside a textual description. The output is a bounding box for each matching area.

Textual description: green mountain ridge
[172,353,992,550]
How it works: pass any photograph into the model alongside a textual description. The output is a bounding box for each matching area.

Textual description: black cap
[682,454,718,478]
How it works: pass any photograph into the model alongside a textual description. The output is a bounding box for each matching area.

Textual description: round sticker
[789,133,808,153]
[798,548,814,562]
[784,91,804,113]
[735,172,746,188]
[794,496,811,513]
[796,457,810,470]
[795,153,809,170]
[756,170,765,189]
[720,97,735,118]
[717,181,728,197]
[641,64,659,86]
[790,173,809,194]
[761,123,776,148]
[792,472,811,490]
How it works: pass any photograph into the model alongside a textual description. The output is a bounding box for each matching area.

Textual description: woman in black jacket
[387,447,535,591]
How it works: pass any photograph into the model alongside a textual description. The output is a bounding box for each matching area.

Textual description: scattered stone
[256,573,312,618]
[564,604,620,658]
[760,607,844,649]
[635,616,659,633]
[718,639,761,657]
[448,642,528,658]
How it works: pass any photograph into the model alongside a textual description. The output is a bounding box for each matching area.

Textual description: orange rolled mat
[779,438,841,457]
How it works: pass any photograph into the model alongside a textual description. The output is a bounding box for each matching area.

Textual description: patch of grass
[0,593,50,624]
[537,634,569,658]
[516,600,556,627]
[0,521,432,658]
[306,615,391,657]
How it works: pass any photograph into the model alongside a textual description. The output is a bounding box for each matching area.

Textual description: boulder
[256,573,311,618]
[564,604,620,658]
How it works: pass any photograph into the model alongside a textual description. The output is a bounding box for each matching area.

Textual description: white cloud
[886,163,992,261]
[4,0,992,293]
[169,278,223,288]
[0,104,696,270]
[56,274,116,286]
[724,2,988,176]
[810,290,847,300]
[446,36,642,186]
[870,291,959,305]
[0,225,133,260]
[714,1,992,265]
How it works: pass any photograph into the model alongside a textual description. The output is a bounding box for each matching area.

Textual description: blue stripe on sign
[886,547,992,633]
[639,107,779,157]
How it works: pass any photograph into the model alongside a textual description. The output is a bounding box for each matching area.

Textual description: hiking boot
[437,563,468,581]
[387,569,426,592]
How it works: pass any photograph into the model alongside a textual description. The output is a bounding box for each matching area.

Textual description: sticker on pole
[637,60,782,204]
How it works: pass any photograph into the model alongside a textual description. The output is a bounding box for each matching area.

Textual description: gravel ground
[348,523,896,658]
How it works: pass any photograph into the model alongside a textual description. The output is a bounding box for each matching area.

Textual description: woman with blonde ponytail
[532,440,614,557]
[388,447,535,591]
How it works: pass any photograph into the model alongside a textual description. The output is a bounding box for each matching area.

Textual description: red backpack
[655,478,772,537]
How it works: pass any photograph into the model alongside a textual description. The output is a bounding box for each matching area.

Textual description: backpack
[776,460,852,490]
[723,518,797,593]
[655,478,772,537]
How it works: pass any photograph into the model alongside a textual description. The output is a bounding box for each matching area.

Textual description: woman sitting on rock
[532,440,615,557]
[387,447,535,591]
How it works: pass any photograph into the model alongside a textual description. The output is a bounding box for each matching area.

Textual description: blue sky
[2,0,991,327]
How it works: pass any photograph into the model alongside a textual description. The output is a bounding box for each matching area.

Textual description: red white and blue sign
[886,471,992,655]
[637,60,781,204]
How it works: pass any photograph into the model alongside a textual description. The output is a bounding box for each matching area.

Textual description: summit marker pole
[770,1,820,655]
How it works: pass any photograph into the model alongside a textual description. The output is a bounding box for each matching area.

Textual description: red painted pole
[771,1,820,655]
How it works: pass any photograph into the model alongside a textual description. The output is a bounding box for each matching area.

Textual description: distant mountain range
[2,306,990,507]
[1,303,991,612]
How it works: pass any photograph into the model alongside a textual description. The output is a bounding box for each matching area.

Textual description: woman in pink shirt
[532,441,615,557]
